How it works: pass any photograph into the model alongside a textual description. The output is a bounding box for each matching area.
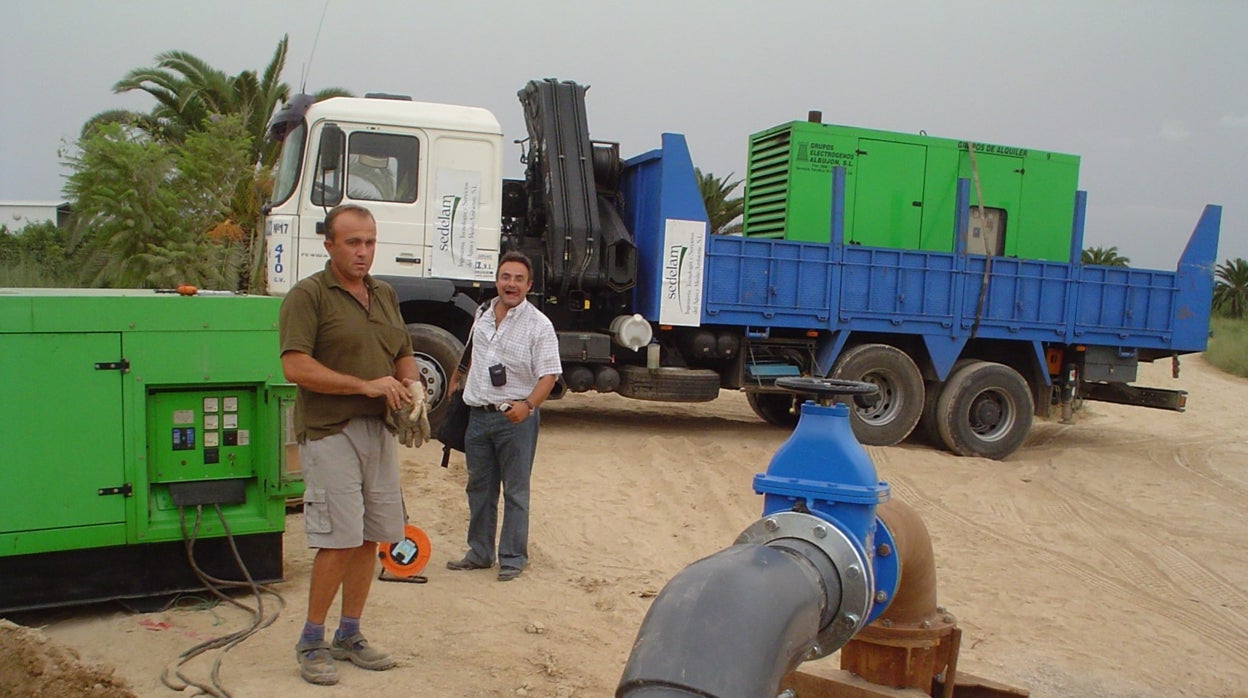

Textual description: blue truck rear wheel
[935,361,1033,460]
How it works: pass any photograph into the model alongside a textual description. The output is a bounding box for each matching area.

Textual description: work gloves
[393,382,432,448]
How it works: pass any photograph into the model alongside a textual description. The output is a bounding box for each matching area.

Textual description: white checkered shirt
[462,298,562,408]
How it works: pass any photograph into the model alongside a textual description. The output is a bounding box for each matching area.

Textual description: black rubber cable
[158,505,285,697]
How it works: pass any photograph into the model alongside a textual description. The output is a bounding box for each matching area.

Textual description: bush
[0,221,77,287]
[1205,317,1248,378]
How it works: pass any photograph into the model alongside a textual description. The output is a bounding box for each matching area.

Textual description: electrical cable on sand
[159,505,285,698]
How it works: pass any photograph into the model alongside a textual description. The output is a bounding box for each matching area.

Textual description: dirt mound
[0,619,135,698]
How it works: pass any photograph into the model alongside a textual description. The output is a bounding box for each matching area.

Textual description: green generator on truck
[744,118,1080,261]
[0,289,300,612]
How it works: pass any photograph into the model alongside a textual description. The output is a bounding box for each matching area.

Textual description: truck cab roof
[308,96,502,135]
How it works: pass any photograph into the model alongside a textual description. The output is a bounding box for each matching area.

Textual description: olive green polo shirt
[278,264,413,442]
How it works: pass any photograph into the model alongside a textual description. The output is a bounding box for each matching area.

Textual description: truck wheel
[617,365,720,402]
[831,344,924,446]
[914,359,976,446]
[746,392,799,427]
[935,361,1033,460]
[406,323,464,429]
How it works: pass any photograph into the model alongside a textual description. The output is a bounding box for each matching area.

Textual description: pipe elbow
[875,499,940,626]
[617,544,825,698]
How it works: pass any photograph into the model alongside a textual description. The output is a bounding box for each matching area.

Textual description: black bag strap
[454,301,490,375]
[440,301,490,469]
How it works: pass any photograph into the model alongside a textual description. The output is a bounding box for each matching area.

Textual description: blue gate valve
[736,377,899,656]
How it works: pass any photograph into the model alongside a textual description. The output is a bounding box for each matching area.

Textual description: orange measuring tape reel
[378,524,431,582]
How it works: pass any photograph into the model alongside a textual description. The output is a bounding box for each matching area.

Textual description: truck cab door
[300,125,429,278]
[422,135,501,283]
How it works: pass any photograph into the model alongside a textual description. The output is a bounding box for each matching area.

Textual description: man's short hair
[323,204,374,242]
[498,250,533,277]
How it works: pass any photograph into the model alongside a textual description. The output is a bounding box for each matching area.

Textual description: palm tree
[1213,258,1248,319]
[76,37,351,291]
[114,37,279,167]
[97,36,349,167]
[1082,245,1130,267]
[695,168,744,235]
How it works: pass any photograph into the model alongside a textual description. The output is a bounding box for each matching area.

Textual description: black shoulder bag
[435,303,487,467]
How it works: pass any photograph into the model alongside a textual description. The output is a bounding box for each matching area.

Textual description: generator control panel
[148,387,258,483]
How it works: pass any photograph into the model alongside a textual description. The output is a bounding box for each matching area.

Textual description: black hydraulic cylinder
[617,543,828,698]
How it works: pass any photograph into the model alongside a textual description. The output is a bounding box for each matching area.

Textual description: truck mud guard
[1079,382,1187,411]
[375,276,479,318]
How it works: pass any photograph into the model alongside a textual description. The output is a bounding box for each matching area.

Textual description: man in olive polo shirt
[279,203,420,685]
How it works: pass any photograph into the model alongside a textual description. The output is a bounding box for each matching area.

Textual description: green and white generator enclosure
[0,289,300,612]
[743,120,1081,261]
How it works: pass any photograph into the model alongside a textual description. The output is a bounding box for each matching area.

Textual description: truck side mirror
[313,124,345,207]
[318,124,344,172]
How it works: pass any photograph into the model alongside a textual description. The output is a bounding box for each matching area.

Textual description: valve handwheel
[775,376,880,407]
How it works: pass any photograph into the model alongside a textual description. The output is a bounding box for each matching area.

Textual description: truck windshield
[270,122,307,207]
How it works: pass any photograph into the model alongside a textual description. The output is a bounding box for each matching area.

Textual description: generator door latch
[95,359,130,372]
[98,483,133,497]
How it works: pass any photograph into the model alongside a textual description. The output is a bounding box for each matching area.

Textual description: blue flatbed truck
[262,79,1219,459]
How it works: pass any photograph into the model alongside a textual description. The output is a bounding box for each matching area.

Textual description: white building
[0,201,71,230]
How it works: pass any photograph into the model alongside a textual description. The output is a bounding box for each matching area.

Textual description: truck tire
[935,361,1033,460]
[617,365,720,402]
[746,392,799,427]
[913,359,976,445]
[407,323,464,430]
[830,344,924,446]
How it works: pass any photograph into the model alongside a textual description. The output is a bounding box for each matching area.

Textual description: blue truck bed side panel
[961,256,1073,340]
[840,246,958,336]
[704,230,1213,354]
[704,236,836,326]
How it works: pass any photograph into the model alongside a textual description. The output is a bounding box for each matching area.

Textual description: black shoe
[497,567,522,582]
[446,557,491,571]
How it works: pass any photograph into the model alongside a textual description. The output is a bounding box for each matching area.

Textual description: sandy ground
[3,354,1247,697]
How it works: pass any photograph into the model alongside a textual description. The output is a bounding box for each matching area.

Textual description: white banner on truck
[658,218,706,327]
[430,169,492,280]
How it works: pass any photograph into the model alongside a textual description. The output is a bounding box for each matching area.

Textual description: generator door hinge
[95,359,130,372]
[98,483,133,497]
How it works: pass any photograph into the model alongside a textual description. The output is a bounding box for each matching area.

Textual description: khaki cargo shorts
[299,417,404,549]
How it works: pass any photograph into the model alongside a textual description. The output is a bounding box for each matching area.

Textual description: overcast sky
[1,0,1244,269]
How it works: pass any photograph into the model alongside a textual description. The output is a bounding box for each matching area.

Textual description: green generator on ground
[0,289,300,612]
[742,119,1080,261]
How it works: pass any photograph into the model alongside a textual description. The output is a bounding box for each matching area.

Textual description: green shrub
[0,256,78,287]
[1205,317,1248,378]
[0,221,78,287]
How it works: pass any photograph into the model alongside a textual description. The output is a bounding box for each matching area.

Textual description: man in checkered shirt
[446,250,562,582]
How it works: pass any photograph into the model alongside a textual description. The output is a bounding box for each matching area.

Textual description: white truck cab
[263,96,504,295]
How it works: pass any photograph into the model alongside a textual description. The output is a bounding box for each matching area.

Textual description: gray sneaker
[330,632,396,671]
[295,639,338,685]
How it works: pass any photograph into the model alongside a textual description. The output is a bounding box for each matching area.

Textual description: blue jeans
[462,408,540,569]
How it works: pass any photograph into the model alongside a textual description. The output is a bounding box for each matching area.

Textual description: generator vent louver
[743,127,795,238]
